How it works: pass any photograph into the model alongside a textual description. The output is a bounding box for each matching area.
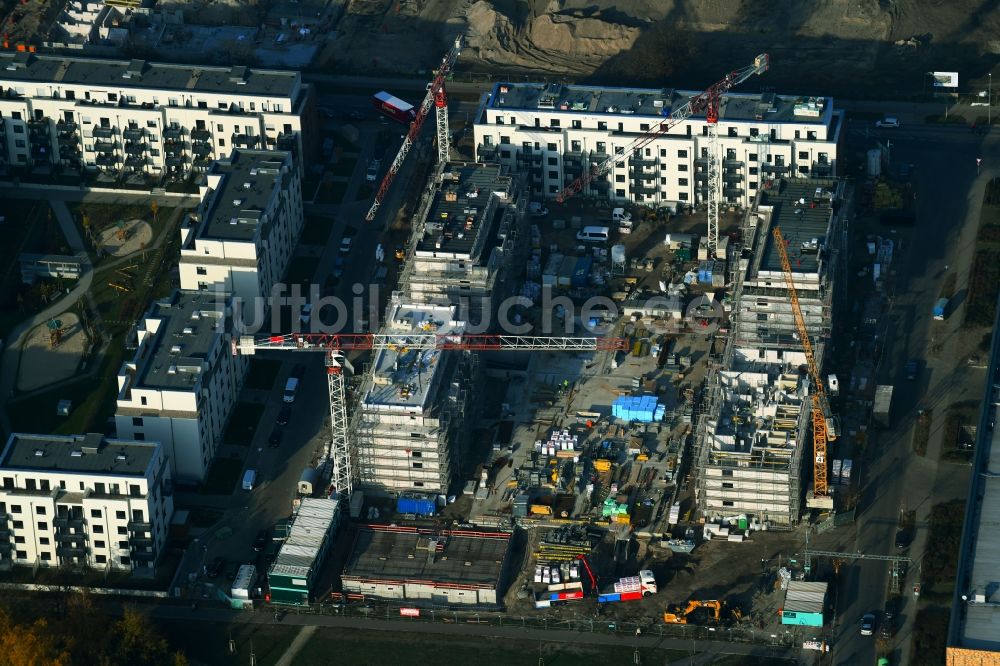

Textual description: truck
[873,385,894,429]
[372,91,416,124]
[933,297,949,320]
[597,570,657,603]
[534,581,584,609]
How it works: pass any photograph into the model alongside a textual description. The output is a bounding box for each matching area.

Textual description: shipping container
[372,91,416,124]
[396,496,436,516]
[873,385,894,429]
[933,297,949,320]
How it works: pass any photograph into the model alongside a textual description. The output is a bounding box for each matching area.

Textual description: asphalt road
[826,121,995,664]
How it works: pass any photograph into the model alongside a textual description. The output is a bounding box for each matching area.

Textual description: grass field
[300,214,338,245]
[222,402,263,446]
[157,620,294,666]
[200,456,245,495]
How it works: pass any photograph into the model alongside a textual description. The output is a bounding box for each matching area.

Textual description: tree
[111,607,173,666]
[0,608,70,666]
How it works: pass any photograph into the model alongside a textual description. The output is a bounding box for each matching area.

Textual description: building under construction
[399,161,528,323]
[352,301,475,495]
[695,179,843,524]
[341,524,513,607]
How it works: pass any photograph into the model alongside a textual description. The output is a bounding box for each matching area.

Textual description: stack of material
[535,429,579,456]
[612,396,665,423]
[830,459,853,486]
[513,493,529,517]
[601,497,628,519]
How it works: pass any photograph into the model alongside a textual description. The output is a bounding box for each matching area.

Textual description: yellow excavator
[663,600,723,624]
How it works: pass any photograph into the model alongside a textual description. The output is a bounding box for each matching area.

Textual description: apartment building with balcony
[473,82,843,209]
[114,290,247,484]
[178,149,303,310]
[399,161,528,323]
[0,432,173,571]
[0,52,312,176]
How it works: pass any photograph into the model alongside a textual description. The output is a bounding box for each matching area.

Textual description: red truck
[372,91,416,124]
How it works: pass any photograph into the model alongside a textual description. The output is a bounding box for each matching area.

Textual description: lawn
[909,606,950,666]
[222,402,263,446]
[200,455,245,495]
[912,408,932,456]
[300,214,338,245]
[920,499,965,602]
[328,156,358,178]
[965,186,1000,326]
[939,402,978,464]
[245,359,282,391]
[157,620,295,666]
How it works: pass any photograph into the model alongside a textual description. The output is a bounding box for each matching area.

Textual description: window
[678,178,688,186]
[131,417,143,427]
[11,505,21,514]
[12,520,22,529]
[90,509,101,518]
[572,120,581,129]
[722,501,735,507]
[799,165,809,174]
[36,521,46,531]
[571,140,581,152]
[546,142,557,151]
[749,153,758,162]
[35,506,45,515]
[413,482,424,488]
[499,149,511,159]
[93,524,103,534]
[116,511,126,520]
[807,131,817,140]
[615,174,625,183]
[615,189,626,197]
[108,93,117,102]
[548,185,559,194]
[596,141,606,154]
[677,149,688,158]
[499,135,510,145]
[14,536,24,544]
[549,119,560,128]
[218,138,225,147]
[15,551,26,560]
[678,164,688,172]
[818,152,829,162]
[749,167,758,175]
[39,537,49,545]
[721,469,734,477]
[702,126,708,136]
[660,177,666,185]
[117,526,128,535]
[196,267,207,276]
[728,127,737,137]
[722,482,734,489]
[548,170,558,179]
[140,396,147,406]
[597,121,607,131]
[95,555,107,564]
[679,192,689,201]
[798,151,809,160]
[120,557,130,566]
[749,181,758,190]
[40,552,51,562]
[119,540,129,548]
[495,116,503,125]
[547,157,557,166]
[411,451,422,458]
[640,123,650,131]
[412,462,423,469]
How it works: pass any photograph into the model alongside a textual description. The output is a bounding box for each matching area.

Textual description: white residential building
[0,432,173,571]
[178,149,303,311]
[473,82,842,208]
[114,290,247,483]
[0,52,312,177]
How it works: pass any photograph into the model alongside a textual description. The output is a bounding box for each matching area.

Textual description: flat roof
[486,82,834,126]
[270,498,339,579]
[0,53,299,98]
[135,290,228,391]
[198,150,291,242]
[416,162,512,259]
[757,179,837,275]
[0,432,157,477]
[342,525,510,588]
[783,580,827,614]
[363,303,463,412]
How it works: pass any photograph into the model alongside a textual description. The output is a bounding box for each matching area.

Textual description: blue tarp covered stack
[612,395,665,423]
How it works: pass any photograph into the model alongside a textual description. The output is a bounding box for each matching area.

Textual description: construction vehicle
[556,54,770,255]
[365,36,463,223]
[575,553,598,594]
[663,599,723,624]
[772,227,838,500]
[234,332,626,499]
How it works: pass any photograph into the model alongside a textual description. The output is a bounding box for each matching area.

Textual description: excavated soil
[318,0,1000,97]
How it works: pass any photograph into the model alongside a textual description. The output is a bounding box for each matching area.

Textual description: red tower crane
[365,36,463,223]
[555,53,768,203]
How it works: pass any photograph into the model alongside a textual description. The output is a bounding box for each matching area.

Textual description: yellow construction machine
[663,600,723,625]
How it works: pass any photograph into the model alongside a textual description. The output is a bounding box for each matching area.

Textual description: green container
[738,518,748,530]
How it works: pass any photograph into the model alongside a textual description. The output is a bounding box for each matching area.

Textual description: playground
[98,218,153,258]
[16,314,89,393]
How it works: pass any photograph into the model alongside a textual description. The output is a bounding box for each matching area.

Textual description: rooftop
[757,179,837,276]
[0,53,299,98]
[416,162,512,259]
[486,82,834,126]
[135,290,229,391]
[270,498,339,580]
[197,150,291,242]
[0,433,158,477]
[363,303,464,412]
[342,525,510,588]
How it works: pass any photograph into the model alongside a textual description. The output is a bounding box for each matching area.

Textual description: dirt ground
[316,0,1000,99]
[17,313,88,392]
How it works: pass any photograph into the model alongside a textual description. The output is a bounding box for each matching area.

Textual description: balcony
[761,163,789,174]
[695,156,709,167]
[723,187,745,198]
[124,156,147,169]
[30,145,51,160]
[29,131,50,145]
[276,132,297,152]
[477,145,497,161]
[629,155,656,167]
[127,520,152,532]
[190,128,211,141]
[694,170,708,182]
[27,117,49,133]
[56,546,88,558]
[193,156,213,169]
[232,133,260,147]
[164,142,187,157]
[92,126,116,139]
[54,531,88,544]
[590,179,610,190]
[130,549,155,562]
[630,170,657,181]
[165,156,187,169]
[162,127,183,140]
[59,145,81,159]
[723,159,745,169]
[812,161,834,177]
[632,183,658,195]
[723,171,744,183]
[123,127,144,141]
[192,143,212,157]
[516,150,542,164]
[96,155,118,168]
[124,142,147,155]
[53,515,86,529]
[0,541,12,552]
[94,141,116,154]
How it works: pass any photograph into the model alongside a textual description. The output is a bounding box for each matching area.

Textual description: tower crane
[365,36,463,223]
[772,226,837,499]
[233,332,626,500]
[554,54,769,255]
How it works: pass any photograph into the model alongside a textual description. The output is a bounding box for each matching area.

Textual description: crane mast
[365,36,463,223]
[554,54,769,204]
[233,333,625,499]
[772,226,835,499]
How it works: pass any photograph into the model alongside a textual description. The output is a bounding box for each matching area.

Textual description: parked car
[207,556,226,578]
[879,611,893,640]
[299,303,313,326]
[875,117,900,128]
[276,404,292,427]
[339,237,353,254]
[528,201,549,217]
[365,159,381,182]
[253,529,269,552]
[860,613,876,636]
[332,256,345,278]
[904,359,918,381]
[894,528,912,550]
[268,428,283,449]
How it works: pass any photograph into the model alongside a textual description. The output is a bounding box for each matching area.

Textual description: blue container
[597,593,620,603]
[572,257,593,288]
[397,497,436,516]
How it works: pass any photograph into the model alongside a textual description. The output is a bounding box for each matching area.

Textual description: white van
[283,377,299,403]
[576,226,610,243]
[242,469,257,491]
